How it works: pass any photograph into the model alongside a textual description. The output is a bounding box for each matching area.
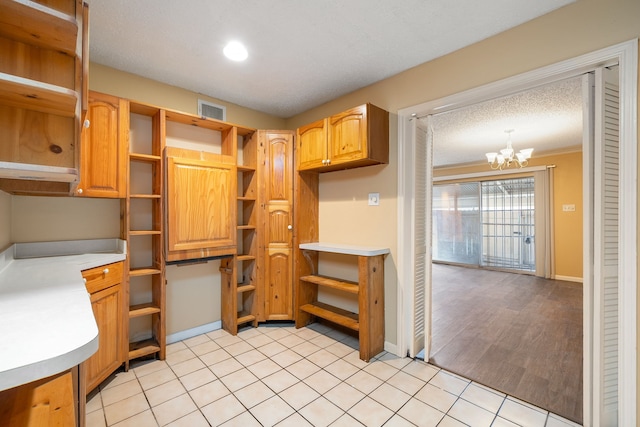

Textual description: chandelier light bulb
[485,129,533,170]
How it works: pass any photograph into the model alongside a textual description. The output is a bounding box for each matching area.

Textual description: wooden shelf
[237,254,256,261]
[237,165,256,173]
[237,312,256,326]
[129,339,161,360]
[237,284,256,294]
[237,225,256,230]
[129,267,162,277]
[0,0,79,54]
[301,275,359,294]
[129,230,162,236]
[237,196,256,202]
[130,153,161,162]
[0,72,78,116]
[130,194,161,199]
[129,303,162,318]
[300,302,359,332]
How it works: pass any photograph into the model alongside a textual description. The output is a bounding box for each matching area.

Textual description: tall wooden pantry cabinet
[261,131,295,321]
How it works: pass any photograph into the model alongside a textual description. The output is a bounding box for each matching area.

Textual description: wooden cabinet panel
[263,132,294,320]
[82,261,123,294]
[296,103,388,172]
[328,105,367,165]
[76,92,128,198]
[297,118,326,170]
[85,283,122,392]
[265,248,292,319]
[165,148,236,261]
[82,261,124,393]
[0,369,77,427]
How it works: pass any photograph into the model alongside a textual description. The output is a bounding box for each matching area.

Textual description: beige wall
[89,63,286,130]
[434,151,583,279]
[0,191,10,251]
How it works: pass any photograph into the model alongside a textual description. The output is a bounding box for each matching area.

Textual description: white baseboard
[166,321,222,344]
[554,275,583,283]
[384,341,401,357]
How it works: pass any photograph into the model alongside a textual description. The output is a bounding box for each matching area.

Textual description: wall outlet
[368,193,380,206]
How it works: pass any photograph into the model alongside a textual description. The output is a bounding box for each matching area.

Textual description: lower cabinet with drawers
[82,261,125,393]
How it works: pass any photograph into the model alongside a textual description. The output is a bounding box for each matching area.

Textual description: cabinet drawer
[82,261,124,294]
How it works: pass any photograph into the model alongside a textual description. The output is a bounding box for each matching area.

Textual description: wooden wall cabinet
[82,261,125,393]
[76,91,128,198]
[297,103,389,172]
[163,111,254,263]
[165,148,236,262]
[0,0,88,195]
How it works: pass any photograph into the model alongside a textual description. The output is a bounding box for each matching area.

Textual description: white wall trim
[166,321,222,344]
[554,275,583,283]
[432,165,547,182]
[396,39,637,425]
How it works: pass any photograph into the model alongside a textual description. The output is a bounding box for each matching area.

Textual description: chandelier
[485,129,533,170]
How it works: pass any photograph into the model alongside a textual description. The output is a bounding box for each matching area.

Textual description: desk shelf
[296,243,388,362]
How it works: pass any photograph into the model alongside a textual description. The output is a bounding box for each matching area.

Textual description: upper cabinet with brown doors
[0,0,88,195]
[76,91,128,198]
[297,103,389,172]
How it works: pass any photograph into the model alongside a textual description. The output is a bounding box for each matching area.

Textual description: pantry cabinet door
[263,132,294,320]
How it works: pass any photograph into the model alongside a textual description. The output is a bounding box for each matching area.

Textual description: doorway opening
[397,40,637,426]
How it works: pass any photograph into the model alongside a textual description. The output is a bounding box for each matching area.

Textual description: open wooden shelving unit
[0,0,88,195]
[122,101,166,368]
[220,131,261,334]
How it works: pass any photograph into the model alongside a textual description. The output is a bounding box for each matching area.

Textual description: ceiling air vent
[198,99,226,121]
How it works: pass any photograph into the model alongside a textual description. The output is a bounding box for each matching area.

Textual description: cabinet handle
[103,268,109,275]
[287,225,292,230]
[77,188,83,194]
[83,119,90,128]
[326,159,331,165]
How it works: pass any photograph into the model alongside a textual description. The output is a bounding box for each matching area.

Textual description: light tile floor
[86,323,582,427]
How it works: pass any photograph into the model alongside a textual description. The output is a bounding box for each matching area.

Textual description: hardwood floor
[429,263,583,424]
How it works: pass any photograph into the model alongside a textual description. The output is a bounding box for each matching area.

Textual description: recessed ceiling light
[223,41,248,62]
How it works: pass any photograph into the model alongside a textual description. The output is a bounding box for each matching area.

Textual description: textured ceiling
[86,0,574,118]
[432,76,584,167]
[433,77,583,166]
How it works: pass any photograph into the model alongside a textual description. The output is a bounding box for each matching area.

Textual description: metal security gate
[481,177,535,272]
[432,176,536,273]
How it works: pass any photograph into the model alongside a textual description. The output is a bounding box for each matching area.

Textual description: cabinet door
[85,283,122,393]
[297,118,327,171]
[77,92,128,198]
[166,153,236,260]
[328,104,367,166]
[263,132,294,320]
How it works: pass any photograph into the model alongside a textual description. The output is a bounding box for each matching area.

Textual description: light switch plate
[562,204,576,212]
[368,192,380,206]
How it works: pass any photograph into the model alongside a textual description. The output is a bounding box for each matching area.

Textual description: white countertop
[299,242,390,256]
[0,239,126,392]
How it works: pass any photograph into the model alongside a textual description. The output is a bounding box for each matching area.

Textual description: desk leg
[358,254,385,362]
